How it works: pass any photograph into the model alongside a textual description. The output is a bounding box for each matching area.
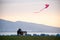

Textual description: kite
[40,4,49,11]
[45,4,49,8]
[34,4,49,13]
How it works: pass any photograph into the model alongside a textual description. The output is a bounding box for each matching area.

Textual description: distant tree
[33,34,39,36]
[10,35,17,36]
[45,34,49,36]
[56,34,60,36]
[40,34,46,36]
[25,34,31,36]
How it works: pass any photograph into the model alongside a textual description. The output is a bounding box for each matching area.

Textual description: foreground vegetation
[0,36,60,40]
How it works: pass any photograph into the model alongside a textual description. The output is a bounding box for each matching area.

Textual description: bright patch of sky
[0,0,60,27]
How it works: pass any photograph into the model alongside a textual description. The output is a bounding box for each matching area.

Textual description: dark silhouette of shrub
[33,34,39,36]
[25,34,31,36]
[40,34,46,36]
[56,34,60,36]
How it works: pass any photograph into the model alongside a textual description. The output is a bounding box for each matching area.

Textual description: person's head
[19,28,22,31]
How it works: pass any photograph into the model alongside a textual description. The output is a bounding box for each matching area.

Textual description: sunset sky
[0,0,60,27]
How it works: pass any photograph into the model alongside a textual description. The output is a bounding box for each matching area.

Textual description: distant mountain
[0,19,60,33]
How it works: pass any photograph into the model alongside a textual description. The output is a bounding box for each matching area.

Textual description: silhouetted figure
[17,28,27,36]
[17,28,22,35]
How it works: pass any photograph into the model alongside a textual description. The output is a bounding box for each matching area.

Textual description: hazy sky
[0,0,60,27]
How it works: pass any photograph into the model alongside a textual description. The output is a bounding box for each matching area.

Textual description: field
[0,36,60,40]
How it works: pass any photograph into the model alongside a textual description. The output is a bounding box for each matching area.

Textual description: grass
[0,36,60,40]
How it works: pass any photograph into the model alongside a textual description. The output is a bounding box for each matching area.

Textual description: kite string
[40,8,45,11]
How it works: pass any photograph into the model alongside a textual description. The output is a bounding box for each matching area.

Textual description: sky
[0,0,60,27]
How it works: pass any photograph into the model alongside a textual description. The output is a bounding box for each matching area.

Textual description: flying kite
[34,4,49,13]
[45,4,49,8]
[40,4,49,11]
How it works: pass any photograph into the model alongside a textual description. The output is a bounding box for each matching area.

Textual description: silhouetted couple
[17,28,27,36]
